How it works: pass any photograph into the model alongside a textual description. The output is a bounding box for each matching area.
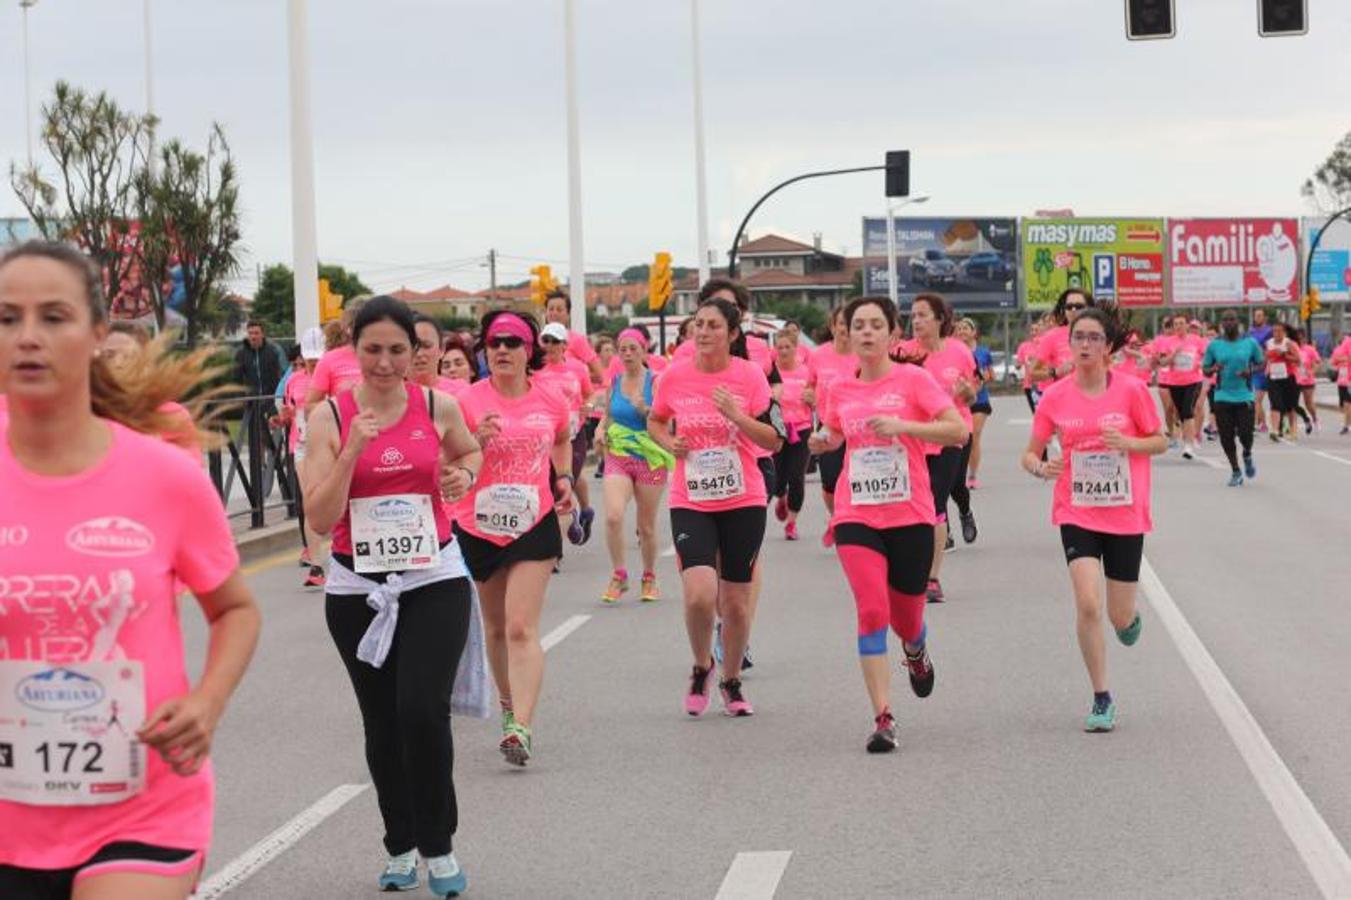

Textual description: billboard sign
[1303,215,1351,303]
[861,216,1017,310]
[1168,218,1300,305]
[1021,218,1166,309]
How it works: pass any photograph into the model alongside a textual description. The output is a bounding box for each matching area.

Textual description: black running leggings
[771,429,812,513]
[326,577,472,858]
[947,436,973,519]
[1213,400,1255,472]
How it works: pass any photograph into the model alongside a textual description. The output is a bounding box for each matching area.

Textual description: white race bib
[474,483,540,539]
[1173,352,1194,372]
[293,409,309,462]
[1339,366,1349,384]
[1070,450,1133,508]
[848,445,910,505]
[1268,362,1288,380]
[685,447,746,502]
[350,493,440,573]
[0,661,147,806]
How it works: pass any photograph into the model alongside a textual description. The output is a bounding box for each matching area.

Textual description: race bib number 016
[848,445,910,505]
[1070,450,1132,507]
[685,447,745,502]
[350,493,440,573]
[474,483,540,539]
[0,661,147,806]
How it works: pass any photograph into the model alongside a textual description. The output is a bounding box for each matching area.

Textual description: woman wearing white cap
[281,325,328,586]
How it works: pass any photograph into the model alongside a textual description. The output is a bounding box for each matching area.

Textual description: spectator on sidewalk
[234,320,286,402]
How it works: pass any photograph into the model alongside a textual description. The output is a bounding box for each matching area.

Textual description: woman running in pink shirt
[0,240,261,900]
[809,296,966,753]
[1021,305,1167,733]
[769,329,814,541]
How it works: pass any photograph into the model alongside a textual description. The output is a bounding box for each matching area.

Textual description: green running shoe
[500,706,516,736]
[1116,614,1142,647]
[500,721,532,766]
[1084,699,1117,733]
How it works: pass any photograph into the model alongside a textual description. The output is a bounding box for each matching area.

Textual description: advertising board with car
[861,216,1017,311]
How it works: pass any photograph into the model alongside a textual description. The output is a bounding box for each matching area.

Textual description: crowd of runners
[3,238,1349,898]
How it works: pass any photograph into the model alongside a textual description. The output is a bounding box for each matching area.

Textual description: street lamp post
[690,0,710,285]
[20,0,39,170]
[143,0,156,174]
[562,0,587,337]
[287,0,320,341]
[885,195,929,308]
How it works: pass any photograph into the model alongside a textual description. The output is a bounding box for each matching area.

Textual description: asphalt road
[180,395,1351,899]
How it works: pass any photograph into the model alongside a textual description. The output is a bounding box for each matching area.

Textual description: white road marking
[714,851,793,900]
[1312,450,1351,467]
[1006,417,1032,425]
[1139,558,1351,898]
[1195,454,1227,471]
[194,783,370,899]
[541,613,591,652]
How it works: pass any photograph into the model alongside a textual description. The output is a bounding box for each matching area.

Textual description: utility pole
[287,0,320,341]
[143,0,156,176]
[488,248,498,304]
[690,0,710,285]
[21,0,38,171]
[563,0,587,336]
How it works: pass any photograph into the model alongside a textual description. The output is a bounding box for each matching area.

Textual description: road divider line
[1312,450,1351,467]
[1139,558,1351,898]
[1195,455,1227,471]
[541,614,591,652]
[1006,417,1032,426]
[194,783,370,899]
[714,851,792,900]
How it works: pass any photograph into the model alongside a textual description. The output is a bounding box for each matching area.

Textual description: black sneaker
[943,532,955,552]
[960,511,978,544]
[866,710,898,754]
[903,644,935,698]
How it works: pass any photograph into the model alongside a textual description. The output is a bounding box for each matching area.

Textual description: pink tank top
[330,384,451,555]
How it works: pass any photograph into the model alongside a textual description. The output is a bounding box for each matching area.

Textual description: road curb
[235,521,301,565]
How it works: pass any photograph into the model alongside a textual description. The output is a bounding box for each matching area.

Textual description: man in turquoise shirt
[1202,309,1265,486]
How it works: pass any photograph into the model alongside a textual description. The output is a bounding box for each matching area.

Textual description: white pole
[143,0,156,175]
[21,1,35,170]
[287,0,319,340]
[690,0,710,285]
[563,0,586,336]
[885,198,898,308]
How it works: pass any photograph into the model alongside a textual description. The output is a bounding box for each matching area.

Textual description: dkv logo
[15,667,106,713]
[65,517,155,558]
[369,498,418,523]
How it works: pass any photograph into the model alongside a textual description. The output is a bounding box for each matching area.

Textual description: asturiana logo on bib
[66,517,155,558]
[16,667,106,713]
[370,498,417,523]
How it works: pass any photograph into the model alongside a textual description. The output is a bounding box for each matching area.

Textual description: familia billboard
[1169,218,1300,306]
[1022,218,1166,309]
[1303,215,1351,303]
[861,217,1017,310]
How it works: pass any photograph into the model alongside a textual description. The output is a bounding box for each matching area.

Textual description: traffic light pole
[1303,205,1351,327]
[726,165,885,279]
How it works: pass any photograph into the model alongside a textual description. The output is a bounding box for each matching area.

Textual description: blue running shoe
[578,506,596,545]
[1243,455,1257,480]
[566,513,584,545]
[1115,614,1142,647]
[427,853,467,897]
[1227,471,1243,487]
[378,850,419,892]
[1084,698,1117,733]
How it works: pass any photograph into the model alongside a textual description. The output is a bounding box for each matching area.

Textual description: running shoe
[500,706,516,736]
[685,660,716,716]
[1257,422,1268,433]
[960,511,978,545]
[822,525,835,548]
[298,546,312,567]
[925,579,945,604]
[903,642,935,697]
[1305,420,1314,436]
[719,678,754,717]
[866,710,898,754]
[566,513,584,544]
[303,566,326,588]
[968,477,982,489]
[1340,426,1349,436]
[601,570,629,604]
[741,646,754,672]
[1115,613,1142,647]
[378,850,419,892]
[1181,444,1194,460]
[784,521,799,541]
[500,721,532,766]
[578,507,596,545]
[1269,432,1281,443]
[1227,471,1244,487]
[640,571,659,602]
[1243,455,1257,479]
[965,475,976,488]
[1167,437,1178,450]
[774,495,788,522]
[944,532,954,552]
[1084,698,1117,733]
[426,854,467,898]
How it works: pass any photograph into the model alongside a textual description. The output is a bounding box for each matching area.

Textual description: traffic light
[648,252,673,311]
[885,150,910,198]
[1258,0,1306,36]
[1300,287,1320,320]
[530,265,555,306]
[1125,0,1175,39]
[318,277,343,323]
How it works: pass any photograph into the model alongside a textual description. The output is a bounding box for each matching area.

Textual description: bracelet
[1032,461,1046,479]
[555,473,575,486]
[455,465,477,487]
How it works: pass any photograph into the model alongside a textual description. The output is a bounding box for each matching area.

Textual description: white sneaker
[1181,443,1194,460]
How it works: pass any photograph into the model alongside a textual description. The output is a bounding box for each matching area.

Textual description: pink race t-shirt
[1015,340,1035,389]
[605,354,668,383]
[775,360,812,432]
[651,358,772,512]
[1331,338,1351,386]
[1032,373,1162,536]
[807,343,858,423]
[0,422,239,869]
[1296,345,1320,387]
[534,358,594,436]
[674,335,774,375]
[1153,334,1207,387]
[1111,351,1152,384]
[565,330,598,368]
[824,363,955,531]
[454,378,570,546]
[434,376,470,399]
[898,338,977,432]
[309,345,362,399]
[0,392,8,430]
[1033,325,1072,390]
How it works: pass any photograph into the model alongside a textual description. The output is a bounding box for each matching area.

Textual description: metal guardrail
[203,393,301,531]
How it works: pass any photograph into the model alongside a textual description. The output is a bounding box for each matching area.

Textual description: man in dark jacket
[235,320,286,399]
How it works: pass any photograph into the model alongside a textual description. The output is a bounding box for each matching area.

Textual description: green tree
[248,262,371,335]
[755,296,826,337]
[1303,130,1351,213]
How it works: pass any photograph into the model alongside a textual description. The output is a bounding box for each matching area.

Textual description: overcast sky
[2,0,1347,295]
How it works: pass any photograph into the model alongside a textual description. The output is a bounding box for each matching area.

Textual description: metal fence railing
[203,393,300,531]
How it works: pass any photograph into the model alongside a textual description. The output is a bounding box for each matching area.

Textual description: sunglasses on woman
[487,336,526,350]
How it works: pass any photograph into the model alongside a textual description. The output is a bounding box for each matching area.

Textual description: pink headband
[617,328,649,350]
[487,314,534,344]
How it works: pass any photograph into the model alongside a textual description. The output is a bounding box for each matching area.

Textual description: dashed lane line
[714,851,793,900]
[541,614,591,652]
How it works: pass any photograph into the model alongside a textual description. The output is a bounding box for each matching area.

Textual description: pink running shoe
[785,521,799,541]
[821,525,835,548]
[774,495,788,522]
[685,660,716,716]
[720,678,754,717]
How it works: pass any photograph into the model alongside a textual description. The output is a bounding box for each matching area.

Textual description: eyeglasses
[540,336,564,346]
[487,336,525,350]
[1064,303,1088,311]
[1070,332,1106,345]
